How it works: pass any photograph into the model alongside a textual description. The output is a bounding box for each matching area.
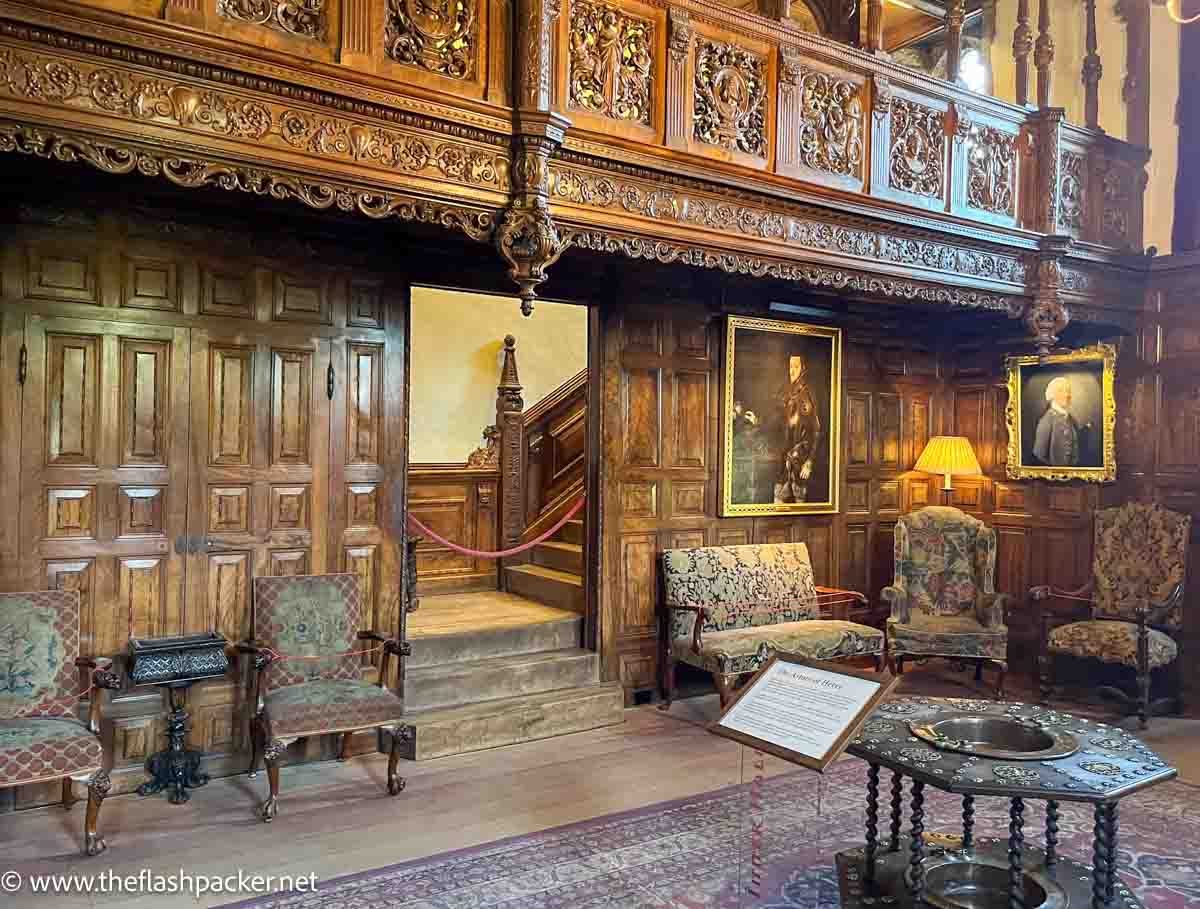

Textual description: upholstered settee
[660,542,884,708]
[883,506,1009,698]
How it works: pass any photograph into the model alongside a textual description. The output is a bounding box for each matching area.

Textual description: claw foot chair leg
[83,769,111,856]
[387,725,413,796]
[261,740,287,822]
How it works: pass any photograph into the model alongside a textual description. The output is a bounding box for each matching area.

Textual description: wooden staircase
[505,517,585,611]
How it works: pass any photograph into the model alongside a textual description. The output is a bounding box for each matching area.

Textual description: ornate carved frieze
[1058,149,1086,235]
[960,120,1016,217]
[889,97,946,198]
[384,0,477,80]
[216,0,326,40]
[0,48,508,191]
[792,66,864,179]
[568,0,653,126]
[693,38,767,157]
[548,162,1027,286]
[0,120,496,241]
[565,227,1019,312]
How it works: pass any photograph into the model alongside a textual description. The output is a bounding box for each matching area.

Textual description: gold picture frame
[1004,343,1116,482]
[721,316,842,516]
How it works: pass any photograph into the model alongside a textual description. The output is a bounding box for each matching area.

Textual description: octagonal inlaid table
[836,697,1176,909]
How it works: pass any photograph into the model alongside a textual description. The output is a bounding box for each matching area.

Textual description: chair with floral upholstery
[884,506,1009,698]
[1033,501,1191,728]
[0,590,120,855]
[243,574,411,821]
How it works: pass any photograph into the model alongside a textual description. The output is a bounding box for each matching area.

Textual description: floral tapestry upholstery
[885,507,1007,662]
[671,620,884,675]
[661,543,820,642]
[1092,503,1191,630]
[1048,620,1178,669]
[0,717,102,786]
[253,574,364,692]
[0,590,82,720]
[887,614,1008,661]
[263,680,406,739]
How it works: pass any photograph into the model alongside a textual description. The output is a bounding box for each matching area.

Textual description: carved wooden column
[1013,0,1033,106]
[1083,0,1102,129]
[497,0,569,315]
[946,0,967,84]
[1033,108,1066,233]
[496,336,526,579]
[1034,0,1055,108]
[1117,0,1151,149]
[164,0,203,27]
[340,0,372,69]
[665,8,693,150]
[1026,244,1071,360]
[866,0,884,54]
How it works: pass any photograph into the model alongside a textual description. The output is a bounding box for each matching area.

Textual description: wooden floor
[3,667,1199,908]
[408,590,576,637]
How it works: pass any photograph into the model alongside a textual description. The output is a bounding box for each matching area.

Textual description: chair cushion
[888,614,1008,660]
[253,574,365,691]
[264,680,405,738]
[0,590,83,720]
[672,620,884,675]
[0,717,102,786]
[1048,620,1178,669]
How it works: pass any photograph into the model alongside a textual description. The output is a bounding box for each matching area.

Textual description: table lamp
[914,436,981,504]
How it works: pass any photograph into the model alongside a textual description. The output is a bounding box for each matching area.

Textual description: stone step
[407,612,581,669]
[405,647,598,712]
[399,682,625,761]
[557,518,584,546]
[505,564,584,612]
[531,540,583,575]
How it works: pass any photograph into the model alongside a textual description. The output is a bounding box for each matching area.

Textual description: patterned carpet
[221,757,1200,909]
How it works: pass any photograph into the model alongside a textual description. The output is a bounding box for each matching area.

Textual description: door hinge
[17,344,27,386]
[327,363,335,400]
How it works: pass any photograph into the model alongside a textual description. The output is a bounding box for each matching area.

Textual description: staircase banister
[523,369,588,430]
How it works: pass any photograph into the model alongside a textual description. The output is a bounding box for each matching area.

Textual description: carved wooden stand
[137,683,210,804]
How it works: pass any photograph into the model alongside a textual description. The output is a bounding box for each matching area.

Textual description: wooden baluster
[1035,0,1055,108]
[867,0,884,54]
[946,0,967,84]
[1083,0,1102,128]
[1013,0,1033,106]
[1117,0,1151,148]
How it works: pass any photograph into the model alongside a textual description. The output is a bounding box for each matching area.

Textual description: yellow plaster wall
[409,288,589,463]
[987,3,1179,252]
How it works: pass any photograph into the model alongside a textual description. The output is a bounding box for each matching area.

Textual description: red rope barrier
[263,643,384,663]
[408,496,586,559]
[12,684,95,718]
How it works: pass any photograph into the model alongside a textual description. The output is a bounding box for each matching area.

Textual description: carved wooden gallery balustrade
[0,0,1154,346]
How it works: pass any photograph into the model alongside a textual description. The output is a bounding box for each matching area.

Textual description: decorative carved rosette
[693,38,767,157]
[384,0,477,80]
[216,0,326,40]
[794,68,864,178]
[888,98,945,199]
[568,0,653,126]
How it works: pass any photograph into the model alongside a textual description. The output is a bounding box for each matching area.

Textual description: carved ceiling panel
[216,0,326,40]
[693,37,767,158]
[888,97,946,200]
[385,0,478,80]
[960,120,1016,217]
[793,66,863,180]
[568,0,654,127]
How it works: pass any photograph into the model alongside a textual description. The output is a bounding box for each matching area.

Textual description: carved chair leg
[893,654,905,676]
[83,769,111,856]
[387,725,412,796]
[247,714,264,778]
[994,661,1007,700]
[713,672,736,709]
[659,654,677,711]
[62,777,76,810]
[261,739,286,822]
[1137,665,1151,730]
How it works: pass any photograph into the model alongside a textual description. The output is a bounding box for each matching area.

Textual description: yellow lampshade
[914,436,981,491]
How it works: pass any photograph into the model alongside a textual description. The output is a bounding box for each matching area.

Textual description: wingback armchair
[243,574,412,821]
[0,590,120,855]
[1034,501,1191,728]
[883,506,1009,697]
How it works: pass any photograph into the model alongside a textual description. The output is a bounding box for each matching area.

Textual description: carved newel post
[496,336,526,581]
[497,0,571,316]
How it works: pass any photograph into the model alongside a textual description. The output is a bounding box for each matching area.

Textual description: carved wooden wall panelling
[775,52,865,192]
[0,201,407,807]
[871,82,950,213]
[408,465,500,594]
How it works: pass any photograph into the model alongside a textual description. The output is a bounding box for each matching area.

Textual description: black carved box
[128,632,230,686]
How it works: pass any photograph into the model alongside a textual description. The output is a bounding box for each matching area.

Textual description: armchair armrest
[666,603,709,655]
[1029,580,1095,604]
[881,586,909,624]
[1133,583,1183,631]
[816,586,866,622]
[238,640,275,713]
[975,591,1009,628]
[358,630,411,689]
[74,657,120,735]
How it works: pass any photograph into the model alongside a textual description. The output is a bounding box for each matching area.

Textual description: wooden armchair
[242,574,412,821]
[1033,501,1191,728]
[0,590,120,855]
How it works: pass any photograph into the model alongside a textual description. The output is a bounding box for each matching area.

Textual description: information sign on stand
[709,655,898,771]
